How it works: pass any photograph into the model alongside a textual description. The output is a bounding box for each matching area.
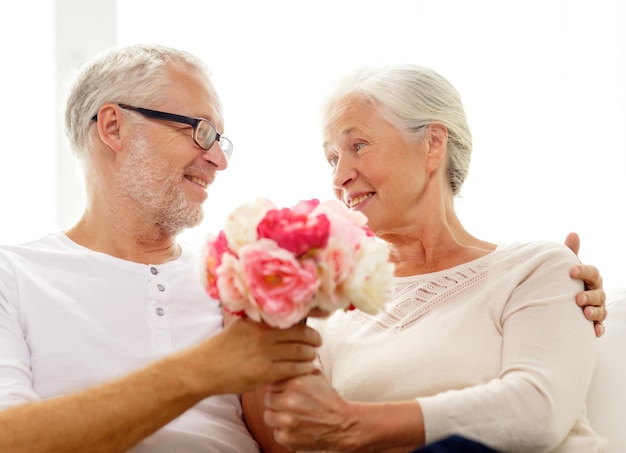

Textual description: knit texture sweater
[310,241,606,452]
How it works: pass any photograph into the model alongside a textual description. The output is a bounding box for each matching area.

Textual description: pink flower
[240,239,319,329]
[257,203,330,257]
[199,197,395,329]
[313,236,356,312]
[291,198,320,215]
[201,231,231,299]
[312,200,371,248]
[216,253,255,318]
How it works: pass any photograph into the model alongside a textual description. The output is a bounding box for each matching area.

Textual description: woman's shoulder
[496,240,578,263]
[486,241,580,283]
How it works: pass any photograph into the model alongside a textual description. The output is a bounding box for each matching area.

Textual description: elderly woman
[245,65,606,452]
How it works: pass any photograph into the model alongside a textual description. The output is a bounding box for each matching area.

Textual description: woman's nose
[331,156,357,189]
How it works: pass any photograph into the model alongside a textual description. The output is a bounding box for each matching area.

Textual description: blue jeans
[412,435,503,452]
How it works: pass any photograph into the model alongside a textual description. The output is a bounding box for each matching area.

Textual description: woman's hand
[263,371,425,452]
[263,370,358,451]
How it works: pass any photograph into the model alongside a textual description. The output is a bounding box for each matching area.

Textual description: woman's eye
[327,156,339,168]
[354,143,366,151]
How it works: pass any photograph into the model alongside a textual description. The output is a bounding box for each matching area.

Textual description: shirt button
[150,267,159,275]
[156,307,165,316]
[157,284,165,292]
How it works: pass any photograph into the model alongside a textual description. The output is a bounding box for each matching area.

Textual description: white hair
[320,64,473,195]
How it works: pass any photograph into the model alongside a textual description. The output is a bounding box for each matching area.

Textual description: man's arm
[0,318,321,453]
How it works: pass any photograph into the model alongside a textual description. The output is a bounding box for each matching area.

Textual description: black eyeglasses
[91,104,233,159]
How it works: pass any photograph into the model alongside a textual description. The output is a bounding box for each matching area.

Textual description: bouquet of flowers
[200,197,395,329]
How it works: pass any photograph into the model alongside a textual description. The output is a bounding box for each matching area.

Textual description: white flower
[343,238,395,314]
[223,197,276,254]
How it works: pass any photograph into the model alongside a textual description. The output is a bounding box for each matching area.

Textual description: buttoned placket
[147,265,172,351]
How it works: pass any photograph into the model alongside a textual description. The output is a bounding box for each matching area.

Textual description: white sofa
[586,288,626,452]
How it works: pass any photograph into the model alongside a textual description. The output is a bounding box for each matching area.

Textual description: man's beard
[109,134,205,239]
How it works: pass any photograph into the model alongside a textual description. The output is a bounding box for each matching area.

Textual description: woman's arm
[418,244,596,450]
[262,244,597,452]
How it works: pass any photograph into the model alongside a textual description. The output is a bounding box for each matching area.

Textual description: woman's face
[322,98,431,235]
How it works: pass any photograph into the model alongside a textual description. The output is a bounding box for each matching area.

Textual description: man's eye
[355,143,366,151]
[327,156,338,168]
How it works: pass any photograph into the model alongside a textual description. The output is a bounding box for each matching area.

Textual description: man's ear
[94,103,126,153]
[425,123,448,173]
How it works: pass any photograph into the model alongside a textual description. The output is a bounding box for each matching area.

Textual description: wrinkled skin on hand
[263,370,356,452]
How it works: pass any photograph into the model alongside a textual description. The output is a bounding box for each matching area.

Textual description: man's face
[109,65,229,238]
[110,131,206,237]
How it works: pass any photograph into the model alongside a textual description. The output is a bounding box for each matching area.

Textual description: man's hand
[565,232,606,337]
[194,317,323,395]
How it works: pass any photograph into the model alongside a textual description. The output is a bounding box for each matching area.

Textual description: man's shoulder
[0,232,96,278]
[0,232,70,258]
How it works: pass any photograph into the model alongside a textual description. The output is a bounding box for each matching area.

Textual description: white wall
[1,2,55,244]
[54,0,117,230]
[2,0,624,289]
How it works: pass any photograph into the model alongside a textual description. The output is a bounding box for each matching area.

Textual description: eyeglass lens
[195,120,233,159]
[195,121,217,148]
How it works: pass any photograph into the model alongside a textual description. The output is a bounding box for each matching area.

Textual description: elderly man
[0,44,321,452]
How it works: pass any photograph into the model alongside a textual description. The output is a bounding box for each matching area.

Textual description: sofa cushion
[586,288,626,452]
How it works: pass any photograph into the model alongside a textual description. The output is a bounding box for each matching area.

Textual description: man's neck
[65,215,183,265]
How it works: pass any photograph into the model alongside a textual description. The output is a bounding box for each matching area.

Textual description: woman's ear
[425,123,448,173]
[94,103,126,153]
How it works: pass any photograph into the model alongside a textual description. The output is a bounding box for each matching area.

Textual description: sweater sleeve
[417,242,597,452]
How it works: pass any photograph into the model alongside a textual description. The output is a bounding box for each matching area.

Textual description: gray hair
[320,64,472,196]
[64,43,218,159]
